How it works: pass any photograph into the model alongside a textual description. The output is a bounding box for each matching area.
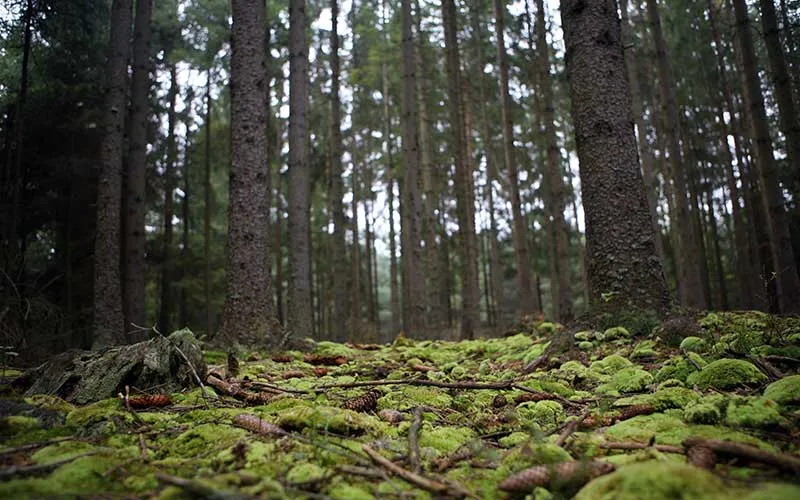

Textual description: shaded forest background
[0,0,799,362]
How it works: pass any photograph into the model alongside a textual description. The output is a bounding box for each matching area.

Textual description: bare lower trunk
[159,64,179,334]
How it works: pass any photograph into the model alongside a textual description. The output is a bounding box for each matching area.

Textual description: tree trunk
[619,0,665,264]
[733,0,800,313]
[494,0,537,317]
[352,151,362,325]
[560,0,670,315]
[124,0,153,339]
[218,0,280,347]
[645,0,707,310]
[158,64,179,335]
[329,0,348,343]
[400,0,425,337]
[203,71,214,337]
[441,0,480,339]
[384,81,401,337]
[288,0,313,336]
[92,0,132,349]
[180,131,190,328]
[704,173,730,310]
[364,187,375,328]
[760,0,800,200]
[535,0,572,322]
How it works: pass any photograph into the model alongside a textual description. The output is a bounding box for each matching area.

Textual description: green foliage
[686,359,768,390]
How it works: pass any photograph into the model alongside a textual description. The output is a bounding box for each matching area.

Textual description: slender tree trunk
[707,0,759,308]
[204,71,213,337]
[273,81,285,326]
[180,133,190,328]
[352,150,362,325]
[384,83,401,337]
[92,0,132,348]
[645,0,706,309]
[535,0,572,322]
[158,64,178,334]
[620,0,665,263]
[704,172,730,310]
[329,0,348,342]
[219,0,280,346]
[733,0,800,313]
[560,0,671,315]
[760,0,800,199]
[442,0,480,338]
[124,0,153,339]
[779,0,800,100]
[364,188,375,328]
[493,0,537,317]
[288,0,313,336]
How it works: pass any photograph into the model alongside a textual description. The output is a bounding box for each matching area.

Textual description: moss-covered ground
[1,312,799,499]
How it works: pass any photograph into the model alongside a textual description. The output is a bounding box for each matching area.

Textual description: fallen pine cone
[344,390,381,412]
[578,414,616,430]
[378,409,405,424]
[313,367,328,377]
[243,392,277,405]
[687,445,716,470]
[514,392,558,404]
[499,460,616,492]
[615,404,656,422]
[128,394,172,408]
[303,354,348,366]
[271,354,293,363]
[233,413,286,436]
[492,394,508,408]
[280,370,305,379]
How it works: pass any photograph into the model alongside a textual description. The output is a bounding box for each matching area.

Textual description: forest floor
[1,311,800,499]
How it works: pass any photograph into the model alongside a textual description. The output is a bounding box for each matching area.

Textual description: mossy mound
[686,359,768,390]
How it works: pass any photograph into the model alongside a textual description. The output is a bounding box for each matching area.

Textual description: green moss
[203,350,227,364]
[578,341,594,351]
[377,385,452,411]
[598,368,653,395]
[498,432,530,448]
[286,463,327,485]
[574,331,595,341]
[167,423,247,457]
[590,355,634,376]
[655,356,700,383]
[32,440,98,465]
[679,337,707,352]
[604,326,632,340]
[276,404,383,435]
[538,322,560,334]
[313,341,357,358]
[328,483,374,500]
[1,415,41,436]
[763,375,800,406]
[631,340,658,359]
[744,483,800,500]
[614,387,698,410]
[517,400,565,429]
[574,461,734,500]
[65,398,134,436]
[498,442,572,476]
[686,359,767,390]
[683,402,722,424]
[725,398,785,429]
[419,425,475,455]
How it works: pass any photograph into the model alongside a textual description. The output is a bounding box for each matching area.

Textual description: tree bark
[645,0,707,310]
[733,0,800,313]
[159,64,179,335]
[352,150,362,325]
[203,71,213,337]
[218,0,280,347]
[441,0,480,339]
[92,0,132,349]
[560,0,670,315]
[288,0,313,336]
[535,0,572,322]
[329,0,348,343]
[124,0,153,339]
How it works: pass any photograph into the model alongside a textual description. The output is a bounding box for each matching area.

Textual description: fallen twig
[555,411,590,447]
[598,442,684,454]
[0,437,74,458]
[408,407,423,473]
[682,437,800,475]
[0,452,97,481]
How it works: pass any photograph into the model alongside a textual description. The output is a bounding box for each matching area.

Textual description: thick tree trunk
[760,0,800,200]
[124,0,153,340]
[159,64,179,335]
[203,72,213,337]
[494,0,537,317]
[352,152,362,325]
[92,0,132,349]
[329,0,348,343]
[288,0,313,336]
[535,0,572,322]
[645,0,706,310]
[218,0,280,347]
[560,0,670,315]
[401,0,425,337]
[733,0,800,313]
[442,0,480,339]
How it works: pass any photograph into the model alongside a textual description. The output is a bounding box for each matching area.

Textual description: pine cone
[280,370,305,379]
[378,409,405,423]
[233,413,286,436]
[499,460,615,492]
[578,415,615,430]
[492,394,508,408]
[313,367,328,377]
[687,445,716,469]
[304,354,349,366]
[615,404,656,422]
[514,392,555,404]
[243,391,276,405]
[206,374,244,398]
[128,394,172,408]
[344,390,380,412]
[227,352,240,379]
[271,354,293,363]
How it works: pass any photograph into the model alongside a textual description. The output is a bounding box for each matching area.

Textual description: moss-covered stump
[0,312,798,498]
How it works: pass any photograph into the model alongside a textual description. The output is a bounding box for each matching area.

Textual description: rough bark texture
[203,72,213,337]
[619,0,665,263]
[560,0,670,314]
[645,0,706,310]
[218,0,280,347]
[288,0,313,336]
[92,0,132,349]
[760,0,800,202]
[441,0,480,339]
[401,0,426,337]
[535,0,572,322]
[493,0,537,318]
[329,0,348,343]
[124,0,153,340]
[159,64,178,335]
[733,0,800,313]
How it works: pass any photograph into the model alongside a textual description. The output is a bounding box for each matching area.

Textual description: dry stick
[408,407,423,473]
[763,355,800,365]
[0,452,97,480]
[747,355,783,380]
[336,464,387,480]
[247,380,311,395]
[0,437,74,458]
[362,444,473,498]
[155,472,246,499]
[138,433,148,460]
[682,437,800,475]
[317,378,516,391]
[599,442,684,454]
[555,411,590,447]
